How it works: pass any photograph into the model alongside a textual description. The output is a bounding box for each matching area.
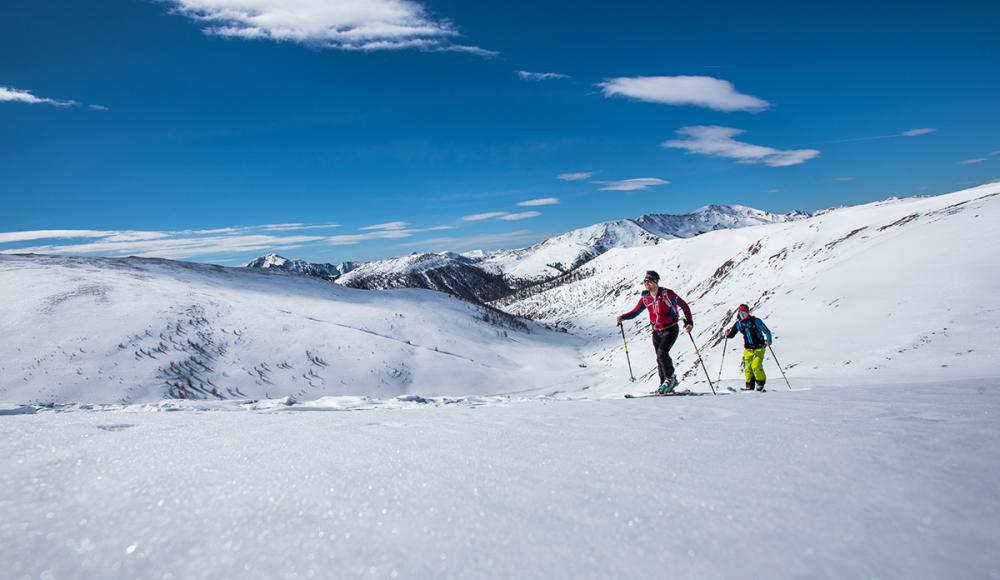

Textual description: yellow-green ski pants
[743,347,767,383]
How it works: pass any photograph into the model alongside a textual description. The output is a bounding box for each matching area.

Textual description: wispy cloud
[662,126,820,167]
[990,151,1000,156]
[360,221,408,231]
[959,158,986,165]
[592,178,669,191]
[0,221,406,259]
[4,233,324,260]
[499,211,541,221]
[517,197,559,206]
[517,70,569,81]
[461,211,510,222]
[400,230,542,251]
[260,223,341,232]
[797,128,938,147]
[0,86,77,108]
[89,104,110,111]
[164,0,494,55]
[327,231,413,246]
[0,230,110,244]
[598,76,769,112]
[558,172,593,181]
[834,176,856,181]
[901,128,936,137]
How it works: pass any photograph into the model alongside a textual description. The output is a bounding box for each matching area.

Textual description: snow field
[1,380,998,579]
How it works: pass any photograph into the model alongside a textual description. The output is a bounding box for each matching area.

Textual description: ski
[625,389,702,398]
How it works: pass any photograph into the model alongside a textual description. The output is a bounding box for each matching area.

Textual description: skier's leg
[652,331,666,384]
[660,325,679,383]
[743,348,756,390]
[751,348,767,382]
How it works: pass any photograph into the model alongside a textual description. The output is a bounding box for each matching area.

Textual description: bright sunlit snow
[2,184,999,579]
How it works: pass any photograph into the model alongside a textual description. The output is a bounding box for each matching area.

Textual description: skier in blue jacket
[725,304,772,391]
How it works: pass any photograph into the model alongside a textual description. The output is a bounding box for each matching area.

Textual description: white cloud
[461,211,509,222]
[165,0,494,54]
[959,158,986,165]
[517,71,569,81]
[89,104,110,111]
[901,128,936,137]
[327,230,412,245]
[592,178,669,191]
[0,86,76,108]
[499,211,541,221]
[360,221,408,231]
[0,230,111,244]
[0,222,371,259]
[260,223,341,231]
[834,176,856,181]
[662,126,820,167]
[768,188,783,193]
[558,172,593,181]
[990,151,1000,156]
[4,234,324,260]
[517,197,559,207]
[400,230,541,251]
[598,76,769,112]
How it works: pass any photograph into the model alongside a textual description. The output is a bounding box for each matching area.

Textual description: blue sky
[2,0,998,264]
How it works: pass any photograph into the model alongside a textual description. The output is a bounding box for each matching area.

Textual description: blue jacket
[726,316,772,349]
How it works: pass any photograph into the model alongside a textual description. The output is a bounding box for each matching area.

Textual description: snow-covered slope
[2,185,997,405]
[243,205,800,294]
[475,206,803,282]
[335,252,512,303]
[243,253,358,280]
[476,219,663,281]
[636,204,805,239]
[4,380,998,579]
[499,183,1000,394]
[0,256,592,404]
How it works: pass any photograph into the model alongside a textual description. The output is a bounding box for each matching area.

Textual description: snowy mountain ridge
[244,204,804,295]
[496,183,1000,396]
[2,185,998,404]
[244,252,358,280]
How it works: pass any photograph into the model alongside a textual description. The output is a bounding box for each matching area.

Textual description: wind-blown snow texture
[3,184,1000,579]
[0,256,588,404]
[2,381,998,579]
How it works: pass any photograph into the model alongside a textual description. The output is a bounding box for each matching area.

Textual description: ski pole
[717,336,728,385]
[767,343,792,390]
[686,328,717,395]
[619,324,635,382]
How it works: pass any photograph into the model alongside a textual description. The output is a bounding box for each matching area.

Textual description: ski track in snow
[2,380,999,579]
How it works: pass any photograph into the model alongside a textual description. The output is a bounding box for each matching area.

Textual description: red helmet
[737,304,750,314]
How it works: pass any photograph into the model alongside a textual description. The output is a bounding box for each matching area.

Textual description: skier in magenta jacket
[616,270,694,393]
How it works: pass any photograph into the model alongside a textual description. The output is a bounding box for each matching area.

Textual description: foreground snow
[2,379,998,579]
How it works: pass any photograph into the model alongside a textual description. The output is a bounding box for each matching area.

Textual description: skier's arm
[757,319,772,344]
[619,298,646,322]
[674,291,694,328]
[726,323,739,339]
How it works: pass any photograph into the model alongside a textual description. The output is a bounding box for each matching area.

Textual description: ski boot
[742,380,756,391]
[756,380,766,392]
[657,375,679,395]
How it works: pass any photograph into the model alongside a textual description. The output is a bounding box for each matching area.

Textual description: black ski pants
[652,324,679,383]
